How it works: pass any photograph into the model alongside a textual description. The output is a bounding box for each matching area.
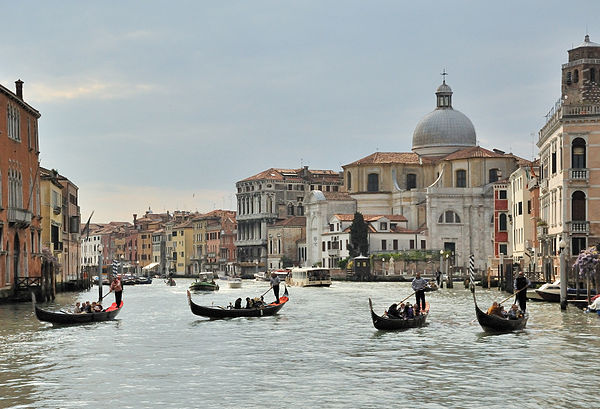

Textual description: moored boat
[472,291,527,333]
[286,267,331,287]
[32,293,123,325]
[535,280,597,302]
[368,298,429,330]
[187,287,289,319]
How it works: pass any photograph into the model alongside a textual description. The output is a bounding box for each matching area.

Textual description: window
[456,170,466,187]
[499,190,507,200]
[287,204,294,216]
[381,240,387,250]
[574,69,579,83]
[379,222,387,231]
[499,213,507,231]
[572,191,586,221]
[572,237,586,256]
[591,68,596,84]
[572,138,586,169]
[409,240,415,249]
[438,210,461,224]
[489,169,499,183]
[566,71,572,85]
[420,240,426,249]
[518,202,523,215]
[367,173,379,192]
[393,239,398,250]
[552,151,556,174]
[499,244,507,255]
[406,173,416,190]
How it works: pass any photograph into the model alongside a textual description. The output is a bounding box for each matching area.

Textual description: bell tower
[562,35,600,104]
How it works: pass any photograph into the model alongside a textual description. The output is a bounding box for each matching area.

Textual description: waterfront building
[57,172,81,288]
[172,219,194,275]
[40,168,66,293]
[235,167,342,277]
[151,228,167,274]
[342,80,523,274]
[267,216,306,270]
[305,191,357,267]
[191,210,237,275]
[537,35,600,279]
[0,80,43,300]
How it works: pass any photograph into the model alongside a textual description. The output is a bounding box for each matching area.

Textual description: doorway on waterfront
[13,234,20,283]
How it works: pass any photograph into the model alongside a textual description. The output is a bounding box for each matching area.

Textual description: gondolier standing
[514,271,531,312]
[270,272,280,304]
[110,275,123,308]
[412,272,428,310]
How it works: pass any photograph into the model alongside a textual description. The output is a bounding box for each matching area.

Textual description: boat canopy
[142,262,160,270]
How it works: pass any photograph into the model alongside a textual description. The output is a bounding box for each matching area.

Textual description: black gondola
[187,287,289,319]
[32,293,123,325]
[368,298,429,330]
[472,291,528,333]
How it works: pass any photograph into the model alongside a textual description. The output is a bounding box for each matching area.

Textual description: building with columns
[235,167,342,277]
[342,80,523,273]
[537,34,600,280]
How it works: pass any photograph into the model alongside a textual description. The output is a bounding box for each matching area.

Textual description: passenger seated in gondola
[94,302,103,312]
[507,304,521,320]
[73,302,82,313]
[252,297,263,307]
[84,301,92,313]
[414,303,421,316]
[486,301,505,318]
[234,298,242,309]
[387,303,400,318]
[245,297,252,308]
[404,303,414,319]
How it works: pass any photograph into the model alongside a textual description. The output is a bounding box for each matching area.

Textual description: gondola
[368,298,429,330]
[472,291,527,333]
[187,287,289,319]
[32,293,123,325]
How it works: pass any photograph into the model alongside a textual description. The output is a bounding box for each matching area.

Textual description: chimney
[133,214,138,227]
[15,80,23,99]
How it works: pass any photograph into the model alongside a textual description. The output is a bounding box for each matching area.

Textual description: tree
[348,212,369,258]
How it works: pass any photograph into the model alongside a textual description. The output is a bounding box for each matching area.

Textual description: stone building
[342,80,523,273]
[235,167,342,277]
[537,35,600,280]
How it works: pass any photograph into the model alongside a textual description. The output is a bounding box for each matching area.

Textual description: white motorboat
[286,267,331,287]
[227,278,242,288]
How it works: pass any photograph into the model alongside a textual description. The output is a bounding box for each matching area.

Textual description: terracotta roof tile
[442,146,506,161]
[343,152,422,167]
[273,216,306,227]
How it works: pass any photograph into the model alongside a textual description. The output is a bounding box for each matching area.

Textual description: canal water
[1,279,599,409]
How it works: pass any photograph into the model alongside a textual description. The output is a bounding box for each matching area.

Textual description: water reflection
[1,281,600,408]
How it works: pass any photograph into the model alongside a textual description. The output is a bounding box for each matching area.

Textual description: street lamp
[559,238,567,310]
[381,257,386,275]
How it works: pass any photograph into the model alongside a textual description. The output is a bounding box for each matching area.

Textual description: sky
[2,1,599,223]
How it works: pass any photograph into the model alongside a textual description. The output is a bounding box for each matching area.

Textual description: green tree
[348,212,369,258]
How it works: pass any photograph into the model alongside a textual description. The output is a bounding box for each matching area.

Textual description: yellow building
[40,168,64,288]
[173,220,194,275]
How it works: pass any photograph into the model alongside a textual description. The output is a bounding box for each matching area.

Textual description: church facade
[341,80,525,273]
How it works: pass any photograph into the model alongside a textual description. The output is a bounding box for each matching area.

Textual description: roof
[321,191,354,201]
[442,146,506,161]
[343,152,421,167]
[364,215,408,222]
[272,216,306,227]
[240,167,341,183]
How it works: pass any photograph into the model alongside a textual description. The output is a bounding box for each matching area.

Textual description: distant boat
[368,298,429,331]
[227,278,242,289]
[535,280,597,302]
[190,272,219,291]
[286,267,331,287]
[254,271,268,281]
[472,291,527,333]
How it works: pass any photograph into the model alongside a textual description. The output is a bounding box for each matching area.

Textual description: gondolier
[411,272,428,310]
[110,275,123,308]
[514,271,531,312]
[270,272,281,304]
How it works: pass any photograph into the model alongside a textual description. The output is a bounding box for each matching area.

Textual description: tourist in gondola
[74,302,82,313]
[234,298,242,309]
[110,275,123,308]
[507,304,521,320]
[387,303,400,318]
[411,272,428,310]
[245,297,252,308]
[513,271,531,312]
[83,301,92,313]
[270,272,281,304]
[486,301,504,317]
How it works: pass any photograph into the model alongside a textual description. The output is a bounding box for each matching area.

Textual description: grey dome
[412,81,476,156]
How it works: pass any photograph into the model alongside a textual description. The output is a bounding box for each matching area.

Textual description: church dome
[412,81,476,157]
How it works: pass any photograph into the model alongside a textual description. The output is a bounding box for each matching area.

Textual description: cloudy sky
[2,1,599,222]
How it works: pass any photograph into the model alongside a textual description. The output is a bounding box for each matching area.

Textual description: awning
[142,262,160,270]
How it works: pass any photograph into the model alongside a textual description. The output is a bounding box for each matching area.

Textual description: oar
[398,291,416,304]
[498,286,527,306]
[260,286,272,298]
[100,290,112,301]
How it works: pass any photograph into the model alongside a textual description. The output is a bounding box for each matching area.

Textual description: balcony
[53,205,62,215]
[539,179,548,193]
[234,238,267,247]
[567,221,589,234]
[537,225,548,237]
[328,248,340,256]
[53,241,64,252]
[8,207,32,227]
[569,168,588,182]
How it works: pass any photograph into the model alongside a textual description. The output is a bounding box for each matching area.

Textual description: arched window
[455,170,467,187]
[438,210,461,224]
[347,172,352,191]
[572,138,586,169]
[574,69,579,83]
[367,173,379,192]
[572,191,586,221]
[406,173,417,190]
[287,203,294,216]
[499,213,507,231]
[591,68,597,84]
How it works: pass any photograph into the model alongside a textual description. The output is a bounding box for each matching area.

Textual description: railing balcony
[52,241,64,252]
[567,221,589,233]
[8,207,32,227]
[539,179,548,192]
[537,226,548,237]
[569,168,588,181]
[328,248,340,256]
